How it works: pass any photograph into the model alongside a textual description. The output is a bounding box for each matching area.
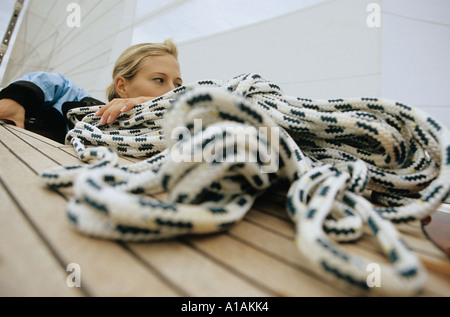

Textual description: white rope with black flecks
[40,73,450,296]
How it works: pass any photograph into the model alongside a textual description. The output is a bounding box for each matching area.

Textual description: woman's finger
[95,98,121,117]
[107,99,139,124]
[120,102,135,113]
[97,99,121,125]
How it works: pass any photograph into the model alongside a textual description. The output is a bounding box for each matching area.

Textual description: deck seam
[118,241,189,297]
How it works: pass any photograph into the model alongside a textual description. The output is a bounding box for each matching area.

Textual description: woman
[0,39,182,143]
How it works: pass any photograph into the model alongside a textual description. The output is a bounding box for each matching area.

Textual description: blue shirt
[12,71,92,114]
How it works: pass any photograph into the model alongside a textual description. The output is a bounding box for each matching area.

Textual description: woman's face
[120,53,183,98]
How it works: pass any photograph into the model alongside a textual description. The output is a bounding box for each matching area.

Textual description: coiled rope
[41,73,450,296]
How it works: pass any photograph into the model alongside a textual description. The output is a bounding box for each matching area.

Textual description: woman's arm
[0,72,91,115]
[0,72,96,143]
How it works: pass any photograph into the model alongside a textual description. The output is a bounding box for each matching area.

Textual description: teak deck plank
[128,240,270,297]
[1,122,449,297]
[0,124,179,296]
[0,182,82,297]
[186,233,344,296]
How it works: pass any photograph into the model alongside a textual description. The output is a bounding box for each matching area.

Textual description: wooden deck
[0,121,449,297]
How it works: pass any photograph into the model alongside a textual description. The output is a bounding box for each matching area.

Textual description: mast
[0,0,25,66]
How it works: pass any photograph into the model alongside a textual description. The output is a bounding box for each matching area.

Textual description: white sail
[1,0,137,101]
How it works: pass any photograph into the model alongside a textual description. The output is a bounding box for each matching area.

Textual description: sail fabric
[1,0,137,101]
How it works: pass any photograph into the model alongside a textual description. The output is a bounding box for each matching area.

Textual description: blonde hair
[106,39,179,101]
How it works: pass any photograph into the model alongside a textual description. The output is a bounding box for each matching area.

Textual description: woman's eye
[175,83,183,88]
[153,78,164,83]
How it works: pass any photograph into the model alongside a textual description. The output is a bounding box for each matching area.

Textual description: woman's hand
[95,96,153,126]
[0,99,26,128]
